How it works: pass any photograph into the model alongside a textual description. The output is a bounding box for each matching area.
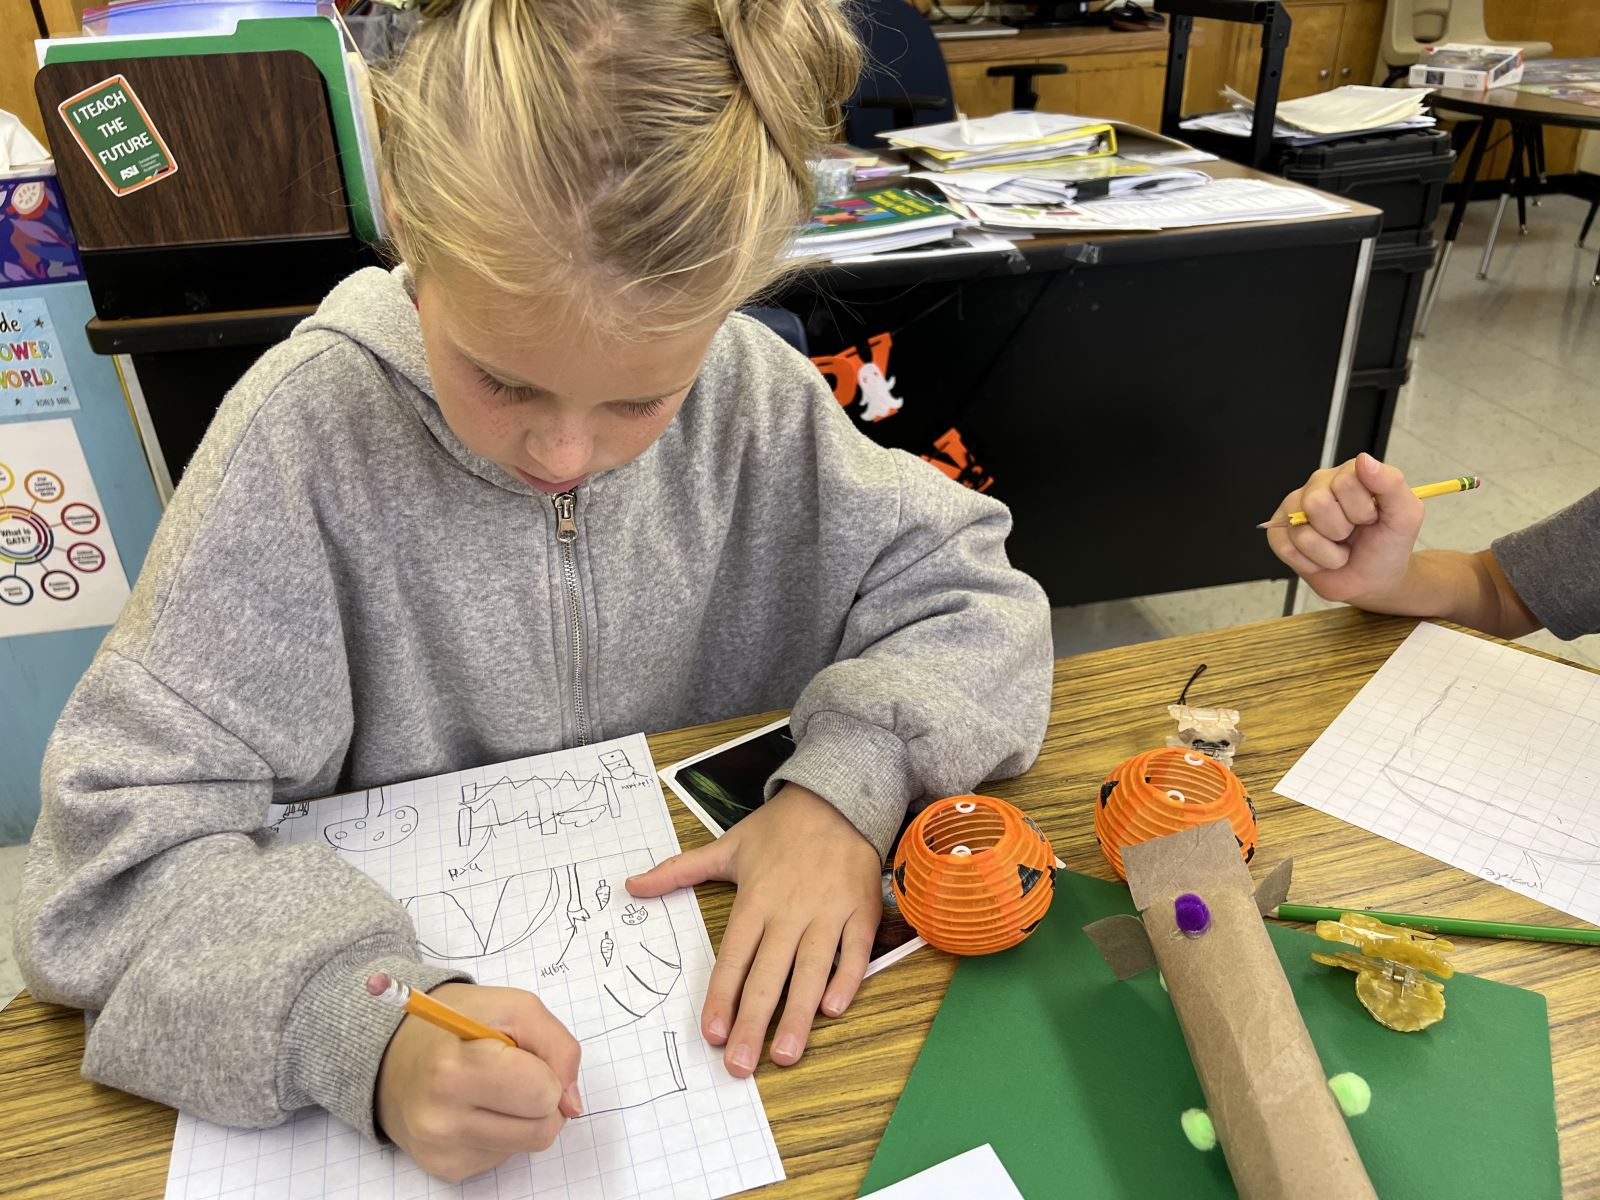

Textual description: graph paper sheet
[164,733,784,1200]
[1277,622,1600,926]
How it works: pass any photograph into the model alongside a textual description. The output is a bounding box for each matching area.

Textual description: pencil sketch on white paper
[164,733,784,1200]
[1277,622,1600,927]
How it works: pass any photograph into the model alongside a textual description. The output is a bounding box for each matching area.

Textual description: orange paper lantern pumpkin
[891,794,1056,955]
[1095,747,1258,880]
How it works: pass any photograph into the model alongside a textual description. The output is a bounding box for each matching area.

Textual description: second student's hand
[625,782,882,1078]
[1265,453,1426,606]
[374,982,582,1183]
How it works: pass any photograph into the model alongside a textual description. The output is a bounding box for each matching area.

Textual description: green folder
[42,18,379,242]
[861,870,1561,1198]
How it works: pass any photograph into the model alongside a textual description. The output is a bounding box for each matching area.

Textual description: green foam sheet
[861,870,1560,1198]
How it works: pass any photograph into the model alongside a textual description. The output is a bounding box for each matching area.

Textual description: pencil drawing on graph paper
[1378,677,1600,888]
[455,744,656,846]
[187,733,785,1200]
[1277,622,1600,931]
[403,853,685,1038]
[324,788,419,852]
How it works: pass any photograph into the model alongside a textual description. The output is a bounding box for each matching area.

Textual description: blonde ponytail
[376,0,861,339]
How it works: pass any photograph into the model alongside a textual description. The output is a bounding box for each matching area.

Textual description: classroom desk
[84,159,1379,609]
[784,160,1382,609]
[1419,86,1600,335]
[4,606,1596,1197]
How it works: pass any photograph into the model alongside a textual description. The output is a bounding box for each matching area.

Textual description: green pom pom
[1328,1072,1371,1117]
[1180,1108,1216,1151]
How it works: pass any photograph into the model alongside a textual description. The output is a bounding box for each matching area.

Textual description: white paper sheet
[860,1145,1025,1199]
[1075,178,1350,226]
[1277,623,1600,925]
[164,733,784,1200]
[0,417,131,637]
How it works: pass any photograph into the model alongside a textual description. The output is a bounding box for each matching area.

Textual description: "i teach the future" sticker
[56,74,178,197]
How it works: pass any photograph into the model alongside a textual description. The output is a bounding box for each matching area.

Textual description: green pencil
[1271,904,1600,947]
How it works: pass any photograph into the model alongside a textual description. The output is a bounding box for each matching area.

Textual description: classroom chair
[739,306,809,355]
[842,0,1061,147]
[1375,0,1553,87]
[1377,0,1554,280]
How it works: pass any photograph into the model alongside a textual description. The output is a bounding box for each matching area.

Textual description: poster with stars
[0,418,130,637]
[0,297,80,415]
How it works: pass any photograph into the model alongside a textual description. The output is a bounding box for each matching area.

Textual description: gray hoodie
[14,267,1051,1142]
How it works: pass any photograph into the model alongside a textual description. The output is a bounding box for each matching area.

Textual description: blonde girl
[17,0,1051,1182]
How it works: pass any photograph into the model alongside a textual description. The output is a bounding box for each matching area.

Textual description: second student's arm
[14,346,468,1139]
[1266,453,1540,638]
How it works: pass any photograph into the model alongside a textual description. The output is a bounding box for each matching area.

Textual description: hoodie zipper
[552,491,590,746]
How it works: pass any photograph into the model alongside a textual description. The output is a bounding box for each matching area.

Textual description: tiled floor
[4,195,1599,1009]
[1053,191,1600,673]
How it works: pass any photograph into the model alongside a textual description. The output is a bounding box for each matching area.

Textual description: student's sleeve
[12,396,466,1140]
[771,396,1054,859]
[1490,486,1600,640]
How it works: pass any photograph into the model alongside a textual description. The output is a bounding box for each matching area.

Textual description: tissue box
[1,172,83,289]
[1409,44,1525,92]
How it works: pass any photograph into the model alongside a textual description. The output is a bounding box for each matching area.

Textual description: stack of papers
[915,156,1209,206]
[893,113,1213,212]
[883,111,1115,171]
[828,228,1025,265]
[789,186,970,261]
[1183,85,1436,145]
[960,177,1350,233]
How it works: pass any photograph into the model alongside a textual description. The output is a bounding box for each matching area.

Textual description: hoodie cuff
[279,940,471,1142]
[767,711,919,860]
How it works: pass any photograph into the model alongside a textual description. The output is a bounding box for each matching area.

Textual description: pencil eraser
[366,971,392,996]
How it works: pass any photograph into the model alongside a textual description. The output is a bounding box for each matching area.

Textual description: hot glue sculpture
[891,794,1055,955]
[1084,821,1377,1200]
[1095,747,1258,881]
[1313,912,1455,1032]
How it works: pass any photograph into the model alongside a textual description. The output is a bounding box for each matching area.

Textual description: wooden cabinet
[1064,50,1169,130]
[945,62,1016,119]
[2,0,86,143]
[2,0,48,143]
[942,27,1170,129]
[1182,0,1384,109]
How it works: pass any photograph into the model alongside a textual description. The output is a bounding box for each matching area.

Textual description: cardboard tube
[1123,822,1376,1200]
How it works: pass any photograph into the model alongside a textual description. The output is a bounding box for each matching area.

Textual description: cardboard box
[1409,43,1525,92]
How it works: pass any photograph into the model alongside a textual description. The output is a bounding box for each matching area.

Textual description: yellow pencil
[366,971,516,1047]
[1257,475,1482,530]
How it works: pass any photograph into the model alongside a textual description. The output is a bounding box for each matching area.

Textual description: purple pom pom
[1174,892,1211,937]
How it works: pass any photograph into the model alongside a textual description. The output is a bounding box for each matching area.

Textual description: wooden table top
[1430,84,1600,132]
[4,607,1596,1198]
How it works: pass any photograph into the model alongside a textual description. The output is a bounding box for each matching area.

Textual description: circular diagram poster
[0,417,131,638]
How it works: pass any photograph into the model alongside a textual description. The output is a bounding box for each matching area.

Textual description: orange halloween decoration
[1095,748,1258,881]
[891,794,1056,955]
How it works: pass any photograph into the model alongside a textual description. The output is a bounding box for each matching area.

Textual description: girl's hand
[375,983,582,1182]
[1266,453,1426,605]
[625,783,882,1077]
